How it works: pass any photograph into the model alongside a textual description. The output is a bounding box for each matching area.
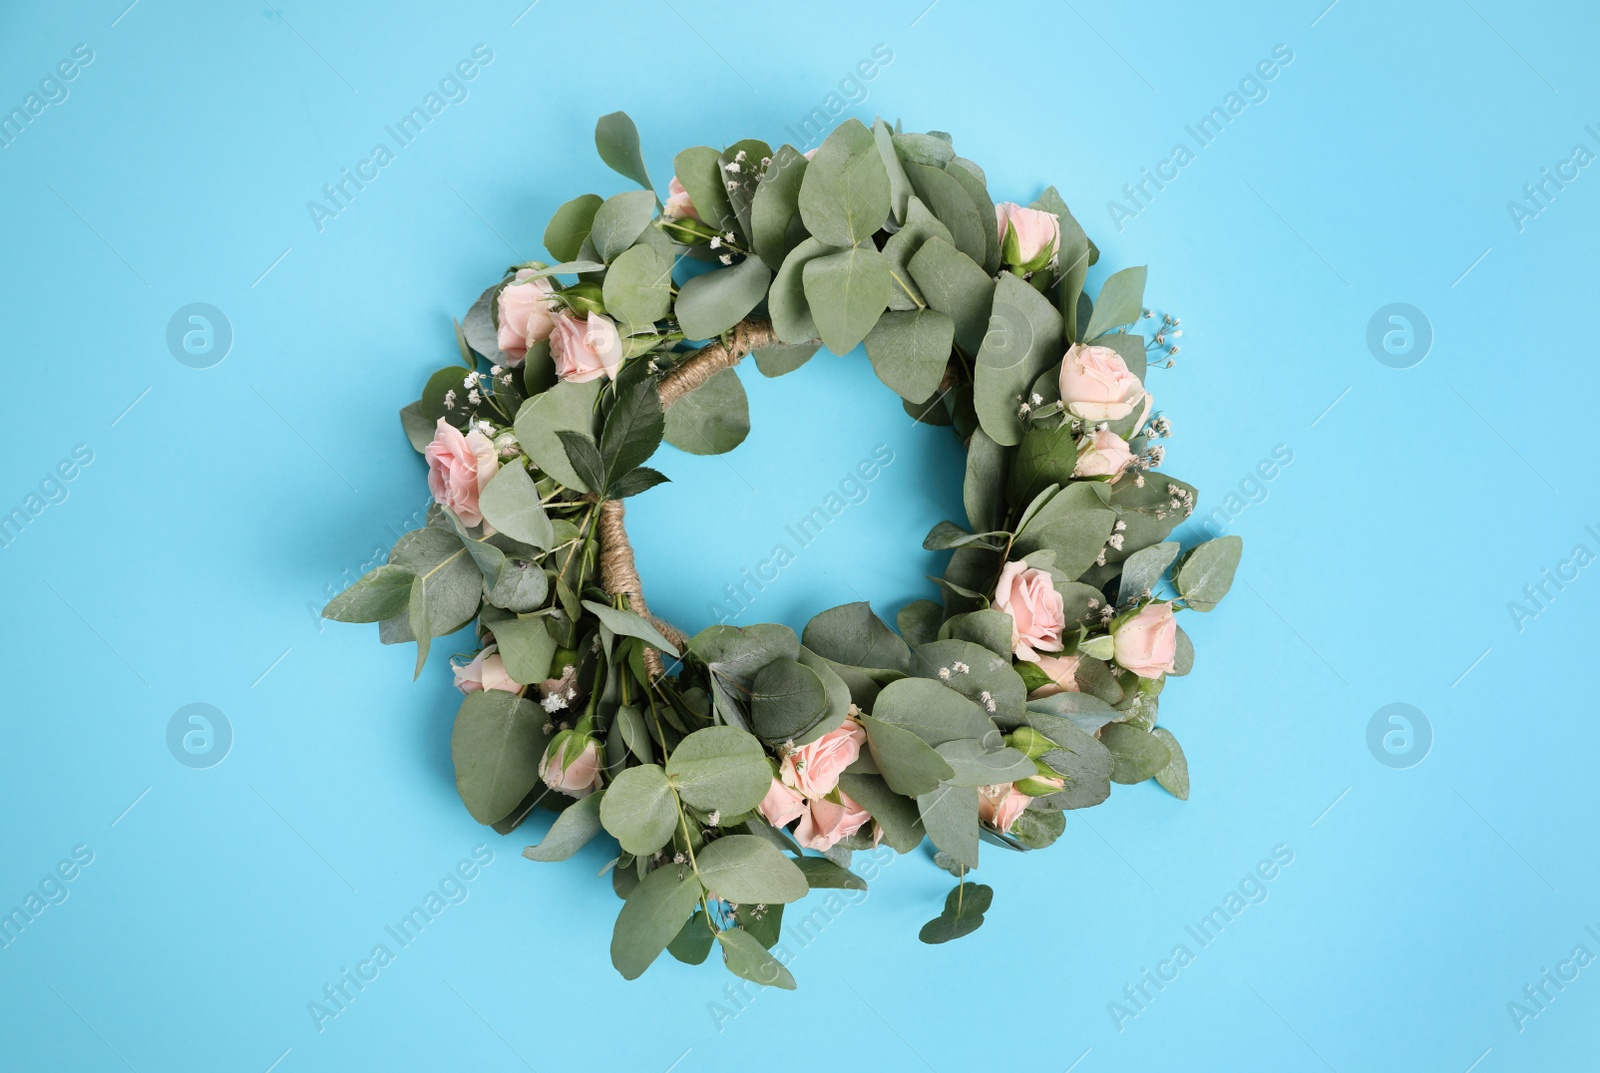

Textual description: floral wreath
[326,112,1243,988]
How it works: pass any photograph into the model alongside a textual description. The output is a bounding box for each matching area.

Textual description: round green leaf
[663,366,750,456]
[451,691,549,825]
[665,726,771,815]
[1100,723,1173,784]
[797,118,890,247]
[749,657,829,746]
[610,862,703,980]
[600,764,678,855]
[675,257,772,341]
[601,243,674,328]
[695,835,809,904]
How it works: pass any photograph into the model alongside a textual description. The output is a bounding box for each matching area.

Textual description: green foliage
[332,112,1244,990]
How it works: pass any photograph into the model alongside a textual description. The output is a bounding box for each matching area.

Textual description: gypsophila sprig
[325,111,1243,988]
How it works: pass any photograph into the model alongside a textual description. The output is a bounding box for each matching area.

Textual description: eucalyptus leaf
[752,342,819,377]
[602,243,675,328]
[487,612,557,684]
[1101,723,1172,784]
[751,145,809,270]
[1084,265,1148,340]
[917,784,979,871]
[478,461,555,549]
[1152,727,1190,800]
[545,194,604,263]
[749,657,829,746]
[858,714,956,797]
[837,773,925,853]
[523,792,605,862]
[676,257,773,341]
[514,378,601,491]
[666,726,772,815]
[904,162,986,267]
[803,245,891,355]
[696,835,809,904]
[797,118,890,247]
[664,366,750,455]
[794,856,867,891]
[871,677,998,747]
[611,862,703,980]
[907,237,994,355]
[769,237,834,344]
[674,145,738,234]
[1175,535,1243,611]
[974,272,1064,447]
[451,690,550,825]
[896,600,943,649]
[1119,541,1181,604]
[864,308,953,401]
[582,600,680,657]
[717,927,797,989]
[594,111,653,191]
[589,189,658,263]
[600,764,678,855]
[802,602,911,675]
[881,196,953,311]
[323,565,414,623]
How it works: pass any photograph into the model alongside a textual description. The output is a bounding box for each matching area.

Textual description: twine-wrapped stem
[596,318,781,677]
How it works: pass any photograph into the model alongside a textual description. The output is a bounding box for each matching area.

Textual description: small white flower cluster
[937,661,971,681]
[540,686,578,713]
[978,690,997,714]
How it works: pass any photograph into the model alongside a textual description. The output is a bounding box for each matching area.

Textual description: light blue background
[3,1,1596,1070]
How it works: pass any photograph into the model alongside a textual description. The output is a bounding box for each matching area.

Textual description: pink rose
[550,312,623,383]
[780,721,866,799]
[995,202,1061,270]
[758,778,806,828]
[1029,653,1082,699]
[992,560,1066,662]
[496,268,559,362]
[793,792,872,851]
[802,148,819,161]
[425,417,500,529]
[977,783,1031,834]
[1113,602,1178,679]
[452,645,522,695]
[1059,343,1147,422]
[539,734,603,798]
[662,176,699,222]
[1074,428,1136,478]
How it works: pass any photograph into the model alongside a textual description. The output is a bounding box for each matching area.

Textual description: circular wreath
[326,112,1243,987]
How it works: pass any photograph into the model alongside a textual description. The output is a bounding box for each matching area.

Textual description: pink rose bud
[496,268,560,363]
[452,644,523,695]
[992,560,1067,662]
[1029,653,1082,699]
[977,783,1031,834]
[1112,602,1178,679]
[549,311,623,383]
[780,721,866,799]
[662,176,699,222]
[539,732,604,798]
[1059,343,1148,422]
[994,201,1061,272]
[1013,772,1066,797]
[801,147,820,161]
[793,792,872,851]
[425,417,500,529]
[758,777,806,828]
[1073,428,1136,479]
